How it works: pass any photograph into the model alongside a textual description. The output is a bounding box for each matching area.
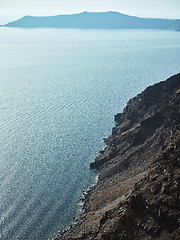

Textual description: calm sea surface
[0,28,180,240]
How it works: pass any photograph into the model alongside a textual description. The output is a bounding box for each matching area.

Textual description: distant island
[2,11,180,29]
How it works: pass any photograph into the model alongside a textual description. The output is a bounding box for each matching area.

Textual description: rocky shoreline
[53,73,180,240]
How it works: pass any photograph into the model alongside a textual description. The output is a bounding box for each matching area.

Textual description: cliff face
[54,73,180,240]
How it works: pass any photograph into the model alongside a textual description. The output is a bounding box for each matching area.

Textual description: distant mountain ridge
[2,11,180,29]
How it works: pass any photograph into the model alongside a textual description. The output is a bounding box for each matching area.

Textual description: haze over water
[0,28,180,240]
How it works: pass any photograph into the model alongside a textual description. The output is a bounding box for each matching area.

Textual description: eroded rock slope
[55,73,180,240]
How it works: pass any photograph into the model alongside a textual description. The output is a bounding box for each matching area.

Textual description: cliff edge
[54,73,180,240]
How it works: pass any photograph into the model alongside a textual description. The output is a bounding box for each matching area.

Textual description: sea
[0,28,180,240]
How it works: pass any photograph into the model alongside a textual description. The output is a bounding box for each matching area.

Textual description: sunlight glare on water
[0,28,180,240]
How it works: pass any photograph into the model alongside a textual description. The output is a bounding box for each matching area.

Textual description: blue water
[0,28,180,240]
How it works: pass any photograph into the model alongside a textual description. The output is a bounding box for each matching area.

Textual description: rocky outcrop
[54,73,180,240]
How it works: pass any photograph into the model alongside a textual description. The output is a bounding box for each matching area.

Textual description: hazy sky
[0,0,180,24]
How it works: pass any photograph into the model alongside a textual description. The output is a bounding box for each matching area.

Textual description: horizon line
[1,10,180,27]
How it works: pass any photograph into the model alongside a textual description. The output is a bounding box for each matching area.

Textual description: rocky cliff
[54,73,180,240]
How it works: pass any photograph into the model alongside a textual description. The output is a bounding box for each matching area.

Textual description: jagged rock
[55,73,180,240]
[114,113,123,124]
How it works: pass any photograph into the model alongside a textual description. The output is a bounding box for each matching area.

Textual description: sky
[0,0,180,24]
